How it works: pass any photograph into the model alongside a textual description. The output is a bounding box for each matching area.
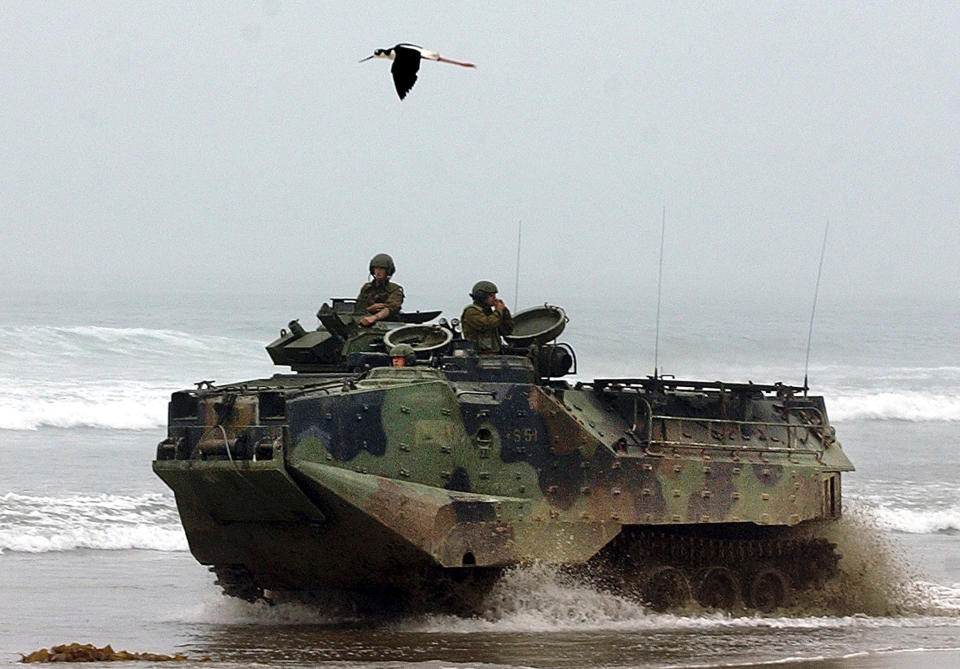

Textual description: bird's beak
[359,54,374,63]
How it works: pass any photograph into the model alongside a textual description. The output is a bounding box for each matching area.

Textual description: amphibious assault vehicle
[153,299,854,613]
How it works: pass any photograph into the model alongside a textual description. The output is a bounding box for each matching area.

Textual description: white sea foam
[198,562,960,632]
[0,380,168,430]
[0,491,188,553]
[871,505,960,534]
[0,324,260,356]
[830,390,960,422]
[0,323,270,431]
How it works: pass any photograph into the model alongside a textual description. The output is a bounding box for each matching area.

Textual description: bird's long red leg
[436,56,476,68]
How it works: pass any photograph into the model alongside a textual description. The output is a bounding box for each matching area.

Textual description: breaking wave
[0,324,270,431]
[0,380,168,430]
[830,390,960,422]
[0,492,187,553]
[870,505,960,534]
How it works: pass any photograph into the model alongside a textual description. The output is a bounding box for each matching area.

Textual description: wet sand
[744,649,960,669]
[3,549,960,669]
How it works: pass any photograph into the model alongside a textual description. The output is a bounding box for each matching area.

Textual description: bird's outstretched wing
[391,48,422,99]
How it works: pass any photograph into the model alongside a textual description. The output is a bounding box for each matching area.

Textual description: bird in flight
[360,43,476,100]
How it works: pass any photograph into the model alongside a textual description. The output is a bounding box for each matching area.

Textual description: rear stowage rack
[589,378,808,395]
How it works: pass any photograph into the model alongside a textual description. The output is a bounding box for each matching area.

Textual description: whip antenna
[513,220,522,312]
[654,206,666,379]
[803,219,830,393]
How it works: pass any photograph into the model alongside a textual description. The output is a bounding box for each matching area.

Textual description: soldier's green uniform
[355,253,404,323]
[461,287,514,354]
[355,280,404,318]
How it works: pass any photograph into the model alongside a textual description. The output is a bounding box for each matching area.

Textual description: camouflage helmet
[369,253,396,277]
[470,280,499,301]
[390,343,416,357]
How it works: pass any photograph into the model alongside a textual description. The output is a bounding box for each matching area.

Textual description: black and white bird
[360,43,476,100]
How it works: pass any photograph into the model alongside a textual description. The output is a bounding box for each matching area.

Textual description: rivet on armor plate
[440,408,451,416]
[671,514,681,522]
[732,492,741,500]
[362,404,369,411]
[703,466,711,474]
[701,490,711,498]
[673,464,681,472]
[325,454,332,461]
[763,468,771,476]
[790,513,800,523]
[580,486,591,495]
[673,489,681,497]
[398,468,408,477]
[479,471,490,480]
[580,512,591,519]
[611,513,621,520]
[643,463,653,471]
[400,406,411,414]
[611,462,621,470]
[613,487,622,495]
[325,412,333,420]
[355,413,363,421]
[761,513,770,523]
[641,488,650,497]
[441,470,450,478]
[732,467,741,474]
[761,493,770,501]
[789,494,796,502]
[700,515,710,522]
[399,443,411,452]
[548,485,559,493]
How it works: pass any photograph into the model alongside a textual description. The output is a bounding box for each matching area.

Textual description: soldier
[461,280,514,353]
[356,253,404,327]
[389,343,416,367]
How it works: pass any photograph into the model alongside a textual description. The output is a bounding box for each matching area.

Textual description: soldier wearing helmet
[460,280,514,353]
[356,253,404,327]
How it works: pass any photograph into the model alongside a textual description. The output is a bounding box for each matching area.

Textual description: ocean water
[1,290,958,668]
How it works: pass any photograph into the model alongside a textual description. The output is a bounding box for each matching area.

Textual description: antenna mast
[654,206,666,379]
[513,220,522,312]
[803,220,830,393]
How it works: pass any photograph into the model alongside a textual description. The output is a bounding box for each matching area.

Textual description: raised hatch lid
[504,305,567,346]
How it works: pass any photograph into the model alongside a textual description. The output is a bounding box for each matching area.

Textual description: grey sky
[2,2,958,309]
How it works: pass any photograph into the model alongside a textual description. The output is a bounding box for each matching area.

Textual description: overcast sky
[2,2,958,310]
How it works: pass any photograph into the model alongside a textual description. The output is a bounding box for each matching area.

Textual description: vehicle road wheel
[748,567,790,612]
[695,566,740,610]
[642,566,690,611]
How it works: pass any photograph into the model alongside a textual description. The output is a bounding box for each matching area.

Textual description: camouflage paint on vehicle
[154,301,853,611]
